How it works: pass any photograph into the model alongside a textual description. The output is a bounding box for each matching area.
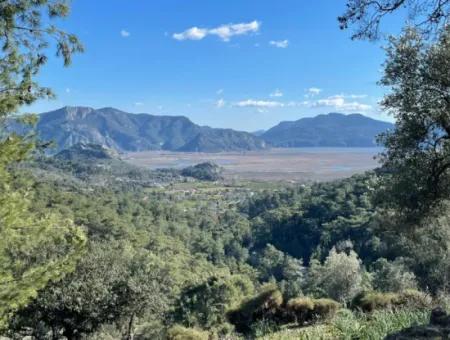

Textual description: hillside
[262,113,394,147]
[25,106,267,153]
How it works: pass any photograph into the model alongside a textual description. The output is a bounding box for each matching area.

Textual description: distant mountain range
[10,107,394,153]
[21,106,267,153]
[261,113,394,147]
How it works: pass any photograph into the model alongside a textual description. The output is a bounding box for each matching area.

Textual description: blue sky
[29,0,404,131]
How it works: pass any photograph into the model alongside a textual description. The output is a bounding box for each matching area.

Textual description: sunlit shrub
[227,285,283,333]
[286,297,315,324]
[352,291,398,312]
[166,325,209,340]
[393,289,432,309]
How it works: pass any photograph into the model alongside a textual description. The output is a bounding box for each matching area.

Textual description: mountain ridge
[27,106,267,153]
[261,112,394,147]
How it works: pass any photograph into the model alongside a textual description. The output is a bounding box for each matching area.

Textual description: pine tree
[0,0,85,328]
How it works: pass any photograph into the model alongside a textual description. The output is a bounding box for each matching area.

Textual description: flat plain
[123,147,381,182]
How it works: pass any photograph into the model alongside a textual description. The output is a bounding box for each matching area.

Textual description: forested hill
[262,113,394,147]
[23,106,268,153]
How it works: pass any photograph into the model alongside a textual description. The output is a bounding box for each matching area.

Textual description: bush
[166,325,209,340]
[352,291,398,312]
[285,297,340,326]
[352,289,432,312]
[312,299,341,320]
[286,297,315,324]
[227,286,283,333]
[393,289,432,309]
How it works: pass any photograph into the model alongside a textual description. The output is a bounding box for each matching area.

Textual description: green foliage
[304,248,366,304]
[312,299,341,320]
[0,0,83,118]
[244,174,377,265]
[181,162,223,181]
[227,285,283,333]
[352,290,432,313]
[166,325,209,340]
[394,290,433,310]
[261,308,430,340]
[372,258,418,293]
[286,297,340,325]
[254,244,304,299]
[376,27,450,220]
[173,275,254,331]
[352,291,399,312]
[0,162,86,328]
[0,0,85,329]
[332,308,429,340]
[9,241,173,339]
[286,297,315,323]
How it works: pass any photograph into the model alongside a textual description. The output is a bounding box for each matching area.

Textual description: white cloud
[173,21,261,42]
[65,88,71,93]
[306,87,322,96]
[134,102,144,107]
[311,95,372,112]
[120,29,130,38]
[216,99,226,108]
[173,27,207,41]
[234,99,284,108]
[269,39,289,48]
[270,89,283,98]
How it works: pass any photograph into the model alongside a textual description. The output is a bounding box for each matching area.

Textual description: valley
[124,147,381,182]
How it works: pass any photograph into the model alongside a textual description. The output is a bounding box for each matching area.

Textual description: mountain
[178,128,267,152]
[54,143,117,161]
[24,106,267,153]
[262,113,394,147]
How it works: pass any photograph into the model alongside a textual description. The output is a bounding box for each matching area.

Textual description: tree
[9,242,172,340]
[255,244,304,299]
[0,0,84,328]
[305,248,365,304]
[375,27,450,220]
[372,258,418,292]
[339,0,450,40]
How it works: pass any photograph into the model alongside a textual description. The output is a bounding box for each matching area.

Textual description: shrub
[167,325,209,340]
[352,289,432,312]
[352,291,398,312]
[312,298,341,320]
[286,297,315,324]
[227,286,283,333]
[393,289,432,309]
[285,297,340,326]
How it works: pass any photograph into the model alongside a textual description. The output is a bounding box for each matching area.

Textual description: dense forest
[1,0,450,339]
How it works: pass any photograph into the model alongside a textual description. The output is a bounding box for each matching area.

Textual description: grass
[258,308,430,340]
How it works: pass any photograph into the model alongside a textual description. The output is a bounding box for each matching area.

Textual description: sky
[28,0,405,132]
